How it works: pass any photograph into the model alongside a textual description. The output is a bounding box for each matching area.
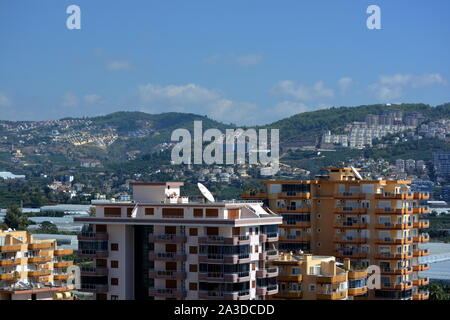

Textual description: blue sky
[0,0,449,124]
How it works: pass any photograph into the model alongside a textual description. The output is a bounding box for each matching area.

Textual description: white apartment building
[75,182,282,300]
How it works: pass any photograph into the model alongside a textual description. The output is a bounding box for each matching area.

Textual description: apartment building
[0,230,74,300]
[242,167,430,300]
[74,182,283,300]
[271,252,368,300]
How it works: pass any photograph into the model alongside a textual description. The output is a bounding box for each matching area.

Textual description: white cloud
[61,92,79,108]
[137,83,262,124]
[338,77,352,95]
[106,60,132,71]
[84,94,102,104]
[270,80,334,101]
[370,73,447,101]
[272,101,311,117]
[236,53,263,67]
[0,92,12,107]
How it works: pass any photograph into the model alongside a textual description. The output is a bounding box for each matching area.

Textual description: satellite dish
[351,166,363,180]
[197,183,215,202]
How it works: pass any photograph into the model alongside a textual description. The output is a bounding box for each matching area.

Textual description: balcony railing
[0,244,22,252]
[80,266,109,276]
[198,235,250,245]
[148,234,187,243]
[77,232,108,241]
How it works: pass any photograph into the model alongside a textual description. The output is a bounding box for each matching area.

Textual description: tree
[4,206,30,230]
[429,283,449,300]
[36,221,58,234]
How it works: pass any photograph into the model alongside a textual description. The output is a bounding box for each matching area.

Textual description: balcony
[375,208,413,215]
[148,288,187,299]
[316,290,347,300]
[241,191,267,199]
[77,232,108,241]
[28,270,51,277]
[413,193,430,200]
[198,235,250,245]
[80,283,109,293]
[281,221,311,228]
[53,261,74,268]
[375,193,414,200]
[374,252,413,260]
[413,277,430,286]
[28,256,52,264]
[333,236,367,244]
[333,221,367,229]
[54,249,73,256]
[0,258,22,266]
[28,242,53,250]
[256,267,279,279]
[279,235,310,242]
[0,273,14,281]
[413,220,430,229]
[413,233,430,243]
[0,244,22,252]
[413,291,429,300]
[53,274,69,281]
[262,233,279,242]
[198,290,250,300]
[380,267,413,275]
[256,285,278,296]
[279,207,311,213]
[278,192,311,199]
[148,234,187,243]
[380,281,413,290]
[80,266,109,276]
[148,270,187,280]
[149,252,187,262]
[335,251,368,259]
[334,207,367,215]
[348,270,368,279]
[198,254,250,264]
[335,192,365,199]
[413,263,430,272]
[265,250,279,261]
[375,222,413,230]
[198,272,250,282]
[348,287,368,296]
[413,248,430,257]
[276,291,303,299]
[78,249,109,258]
[316,273,347,284]
[375,237,413,245]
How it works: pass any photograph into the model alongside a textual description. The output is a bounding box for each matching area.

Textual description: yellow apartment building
[271,252,368,300]
[242,167,430,300]
[0,229,74,300]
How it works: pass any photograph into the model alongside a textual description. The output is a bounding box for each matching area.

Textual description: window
[104,207,121,217]
[189,246,198,254]
[228,209,239,219]
[126,208,133,217]
[145,208,154,215]
[206,227,219,236]
[111,295,119,300]
[205,208,219,217]
[111,260,119,268]
[189,228,198,236]
[189,283,198,291]
[111,243,119,251]
[309,284,316,292]
[252,281,256,288]
[194,209,203,217]
[111,278,119,286]
[162,208,184,218]
[189,264,198,272]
